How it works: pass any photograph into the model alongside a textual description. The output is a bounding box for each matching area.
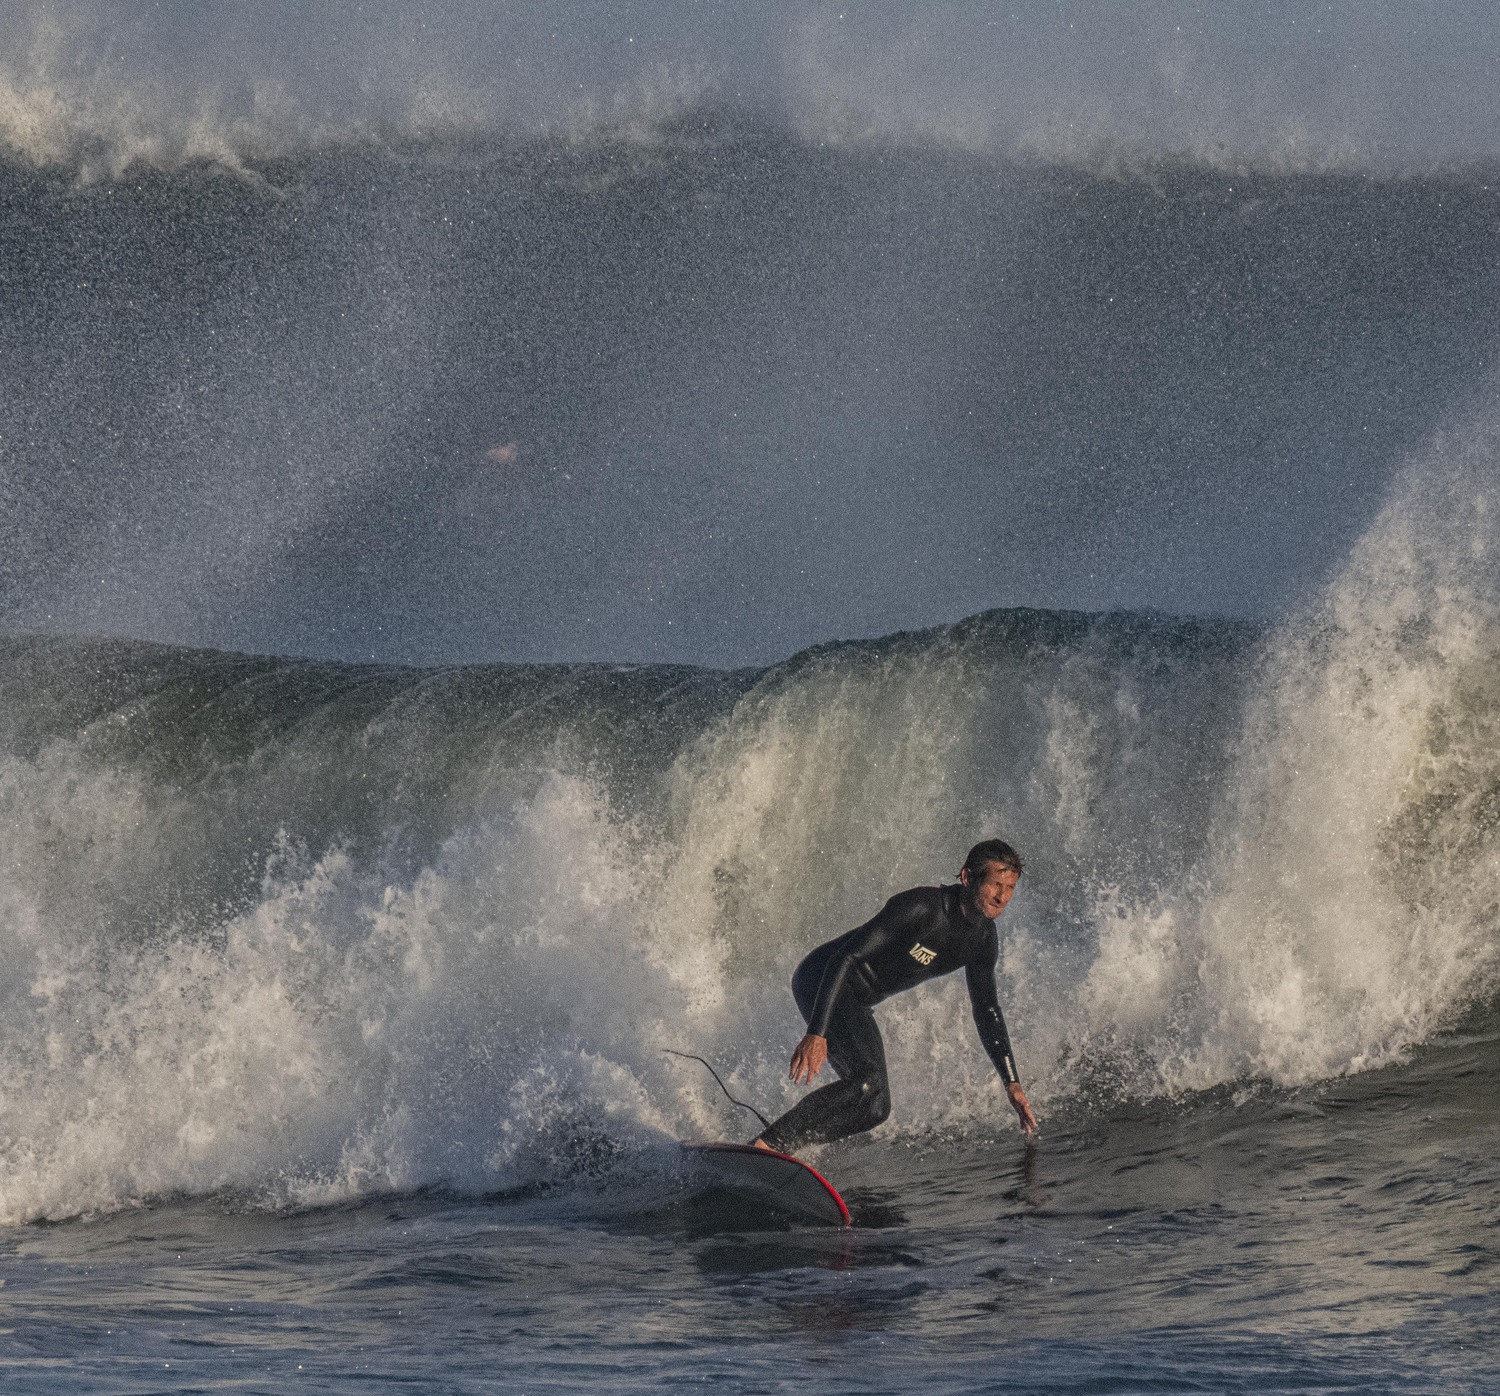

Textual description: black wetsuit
[759,884,1020,1153]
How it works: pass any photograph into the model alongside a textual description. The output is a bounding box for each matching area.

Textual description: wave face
[3,6,1500,1230]
[5,410,1500,1223]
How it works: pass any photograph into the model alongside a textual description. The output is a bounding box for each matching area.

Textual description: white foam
[1066,411,1500,1096]
[3,413,1500,1219]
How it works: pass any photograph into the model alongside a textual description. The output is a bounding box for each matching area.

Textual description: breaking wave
[4,4,1494,181]
[4,408,1500,1222]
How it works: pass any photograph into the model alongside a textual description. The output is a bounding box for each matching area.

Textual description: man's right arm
[804,946,857,1038]
[790,948,861,1084]
[791,897,915,1081]
[803,896,914,1035]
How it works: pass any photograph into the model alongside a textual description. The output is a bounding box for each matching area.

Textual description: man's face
[962,863,1019,919]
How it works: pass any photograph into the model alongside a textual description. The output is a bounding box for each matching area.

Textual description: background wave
[3,116,1497,664]
[6,2,1500,177]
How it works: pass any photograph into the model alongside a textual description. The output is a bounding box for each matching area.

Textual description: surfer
[753,839,1038,1152]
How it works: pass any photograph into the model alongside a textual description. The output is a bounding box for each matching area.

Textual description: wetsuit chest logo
[908,941,938,967]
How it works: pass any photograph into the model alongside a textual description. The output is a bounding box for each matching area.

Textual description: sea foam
[3,409,1499,1221]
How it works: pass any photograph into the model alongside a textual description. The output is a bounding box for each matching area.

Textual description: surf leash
[664,1049,772,1131]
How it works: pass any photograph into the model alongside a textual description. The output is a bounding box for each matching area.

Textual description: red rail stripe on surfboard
[680,1142,852,1227]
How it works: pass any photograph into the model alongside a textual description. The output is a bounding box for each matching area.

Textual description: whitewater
[2,414,1500,1387]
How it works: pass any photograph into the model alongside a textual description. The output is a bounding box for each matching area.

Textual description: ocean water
[5,14,1500,1391]
[5,440,1500,1388]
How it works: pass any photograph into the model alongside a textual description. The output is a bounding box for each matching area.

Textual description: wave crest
[4,418,1500,1220]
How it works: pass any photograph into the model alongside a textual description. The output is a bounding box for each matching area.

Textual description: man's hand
[790,1033,828,1084]
[1007,1081,1038,1135]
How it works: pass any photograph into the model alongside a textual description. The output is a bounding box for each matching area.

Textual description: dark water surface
[6,1029,1495,1393]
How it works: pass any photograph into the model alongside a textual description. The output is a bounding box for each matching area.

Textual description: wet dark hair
[962,839,1023,879]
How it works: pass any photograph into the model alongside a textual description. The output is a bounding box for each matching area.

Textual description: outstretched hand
[1007,1081,1038,1135]
[790,1033,828,1084]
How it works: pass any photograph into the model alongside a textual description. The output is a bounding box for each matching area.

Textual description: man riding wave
[753,839,1038,1153]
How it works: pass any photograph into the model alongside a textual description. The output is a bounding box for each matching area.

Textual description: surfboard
[680,1142,851,1228]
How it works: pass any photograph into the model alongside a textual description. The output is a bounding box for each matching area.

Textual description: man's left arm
[965,954,1038,1135]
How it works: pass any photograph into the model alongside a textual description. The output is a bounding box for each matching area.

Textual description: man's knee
[855,1076,891,1129]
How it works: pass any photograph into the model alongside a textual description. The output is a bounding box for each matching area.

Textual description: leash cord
[664,1049,772,1131]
